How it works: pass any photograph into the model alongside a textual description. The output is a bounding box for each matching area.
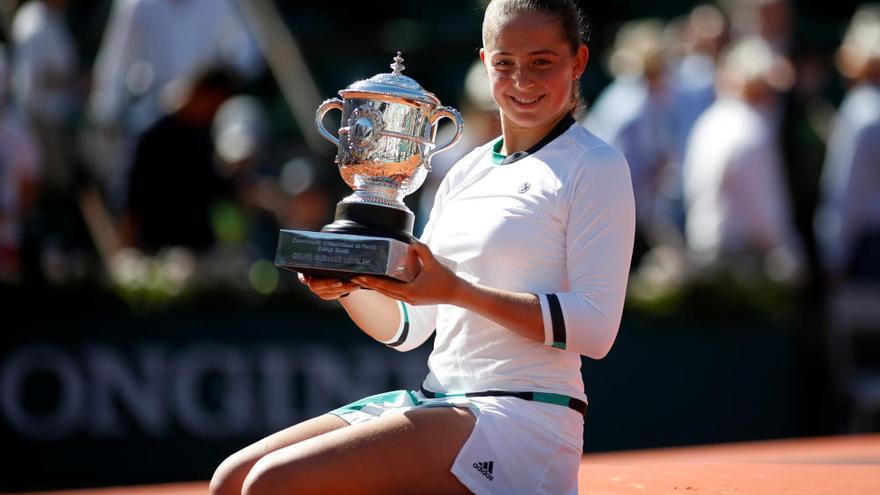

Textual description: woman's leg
[242,406,477,495]
[210,414,349,495]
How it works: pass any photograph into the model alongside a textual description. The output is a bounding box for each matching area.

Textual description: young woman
[210,1,634,494]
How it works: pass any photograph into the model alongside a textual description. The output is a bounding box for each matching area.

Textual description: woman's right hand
[298,273,361,301]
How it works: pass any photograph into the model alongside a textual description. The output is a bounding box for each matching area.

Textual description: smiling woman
[480,1,589,146]
[210,1,635,494]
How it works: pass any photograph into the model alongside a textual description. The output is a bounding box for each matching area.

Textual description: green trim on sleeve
[386,302,411,348]
[401,301,409,324]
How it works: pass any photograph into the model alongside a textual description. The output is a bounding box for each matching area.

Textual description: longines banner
[1,341,428,440]
[1,301,431,490]
[1,291,805,491]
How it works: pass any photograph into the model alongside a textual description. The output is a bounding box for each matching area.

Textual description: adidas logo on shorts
[472,460,494,481]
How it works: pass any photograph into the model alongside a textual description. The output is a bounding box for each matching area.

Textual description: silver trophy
[275,53,464,281]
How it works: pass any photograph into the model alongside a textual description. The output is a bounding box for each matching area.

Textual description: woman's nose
[513,66,535,89]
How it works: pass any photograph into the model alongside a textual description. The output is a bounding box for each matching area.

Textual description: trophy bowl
[275,53,463,281]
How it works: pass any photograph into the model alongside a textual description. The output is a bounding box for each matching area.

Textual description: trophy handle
[425,106,464,162]
[315,98,344,146]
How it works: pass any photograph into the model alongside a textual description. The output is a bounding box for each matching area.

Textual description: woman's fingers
[410,240,436,267]
[320,288,359,300]
[316,284,360,300]
[300,274,360,300]
[352,275,392,292]
[352,276,409,301]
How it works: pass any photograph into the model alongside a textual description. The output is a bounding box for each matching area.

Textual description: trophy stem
[342,182,408,211]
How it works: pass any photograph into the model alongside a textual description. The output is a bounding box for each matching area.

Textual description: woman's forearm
[451,280,545,344]
[338,289,402,342]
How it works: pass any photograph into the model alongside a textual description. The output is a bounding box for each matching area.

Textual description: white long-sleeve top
[379,120,635,405]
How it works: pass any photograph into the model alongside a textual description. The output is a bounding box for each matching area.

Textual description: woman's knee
[212,415,348,495]
[210,451,254,495]
[241,452,307,495]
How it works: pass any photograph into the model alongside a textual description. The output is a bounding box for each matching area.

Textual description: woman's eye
[534,59,551,66]
[493,60,512,68]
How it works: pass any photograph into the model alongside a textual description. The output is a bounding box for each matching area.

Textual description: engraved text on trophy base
[276,230,418,282]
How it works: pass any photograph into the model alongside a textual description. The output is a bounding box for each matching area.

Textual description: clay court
[9,434,878,495]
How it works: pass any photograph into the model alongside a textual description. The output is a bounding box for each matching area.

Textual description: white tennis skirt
[329,389,584,495]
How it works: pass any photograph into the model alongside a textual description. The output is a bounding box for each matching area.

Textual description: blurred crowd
[579,0,880,300]
[0,0,877,305]
[0,0,339,296]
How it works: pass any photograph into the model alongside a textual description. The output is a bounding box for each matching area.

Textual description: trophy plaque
[275,53,463,281]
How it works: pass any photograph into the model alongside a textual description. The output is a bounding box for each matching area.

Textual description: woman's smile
[508,94,546,109]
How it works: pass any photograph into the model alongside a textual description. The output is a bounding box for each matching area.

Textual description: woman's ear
[574,44,589,78]
[479,48,487,65]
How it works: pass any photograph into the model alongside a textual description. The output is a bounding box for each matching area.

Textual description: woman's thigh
[210,414,349,495]
[242,406,477,495]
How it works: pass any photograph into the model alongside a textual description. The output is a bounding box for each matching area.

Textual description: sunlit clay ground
[10,435,880,495]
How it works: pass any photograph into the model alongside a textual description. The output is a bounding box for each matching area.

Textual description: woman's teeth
[512,96,541,104]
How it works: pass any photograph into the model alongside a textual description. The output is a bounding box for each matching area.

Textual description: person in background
[89,0,261,133]
[815,5,880,283]
[661,5,728,228]
[669,5,727,145]
[122,68,238,254]
[683,36,805,283]
[583,19,676,267]
[723,0,792,57]
[88,0,261,211]
[9,0,77,195]
[0,46,40,283]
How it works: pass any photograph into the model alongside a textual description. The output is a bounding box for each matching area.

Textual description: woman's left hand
[352,240,466,306]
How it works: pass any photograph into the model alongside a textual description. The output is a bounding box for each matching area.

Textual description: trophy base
[321,202,414,243]
[275,230,418,282]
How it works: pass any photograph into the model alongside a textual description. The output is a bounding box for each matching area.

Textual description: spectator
[89,0,261,133]
[815,5,880,283]
[724,0,792,56]
[88,0,262,210]
[10,0,78,194]
[0,47,41,282]
[622,7,730,290]
[668,4,728,178]
[683,36,805,283]
[122,68,238,254]
[583,19,677,266]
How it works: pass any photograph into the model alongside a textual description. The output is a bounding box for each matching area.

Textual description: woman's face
[481,13,588,130]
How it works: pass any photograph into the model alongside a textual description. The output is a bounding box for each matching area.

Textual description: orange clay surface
[9,434,880,495]
[579,434,880,494]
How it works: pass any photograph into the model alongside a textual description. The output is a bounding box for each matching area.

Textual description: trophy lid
[341,52,440,106]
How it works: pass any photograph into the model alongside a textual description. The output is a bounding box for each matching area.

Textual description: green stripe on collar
[492,114,576,166]
[491,138,506,164]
